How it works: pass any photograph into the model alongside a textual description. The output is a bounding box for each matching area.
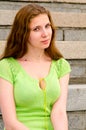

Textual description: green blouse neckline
[10,57,55,82]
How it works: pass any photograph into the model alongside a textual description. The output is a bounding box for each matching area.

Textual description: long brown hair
[2,4,63,60]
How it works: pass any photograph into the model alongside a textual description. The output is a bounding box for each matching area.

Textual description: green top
[0,57,71,130]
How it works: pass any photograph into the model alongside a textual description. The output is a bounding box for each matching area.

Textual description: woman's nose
[41,28,48,37]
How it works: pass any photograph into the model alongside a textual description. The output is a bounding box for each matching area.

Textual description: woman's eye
[33,27,40,31]
[45,24,51,28]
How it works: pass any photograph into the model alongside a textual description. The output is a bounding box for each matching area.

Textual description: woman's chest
[17,60,52,80]
[13,70,61,107]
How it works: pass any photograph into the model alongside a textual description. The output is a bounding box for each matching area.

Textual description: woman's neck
[21,50,47,62]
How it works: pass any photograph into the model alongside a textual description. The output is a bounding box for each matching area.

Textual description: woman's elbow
[51,107,67,120]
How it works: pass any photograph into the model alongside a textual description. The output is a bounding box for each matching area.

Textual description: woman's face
[28,14,52,50]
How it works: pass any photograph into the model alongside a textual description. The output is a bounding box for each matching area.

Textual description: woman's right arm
[0,78,29,130]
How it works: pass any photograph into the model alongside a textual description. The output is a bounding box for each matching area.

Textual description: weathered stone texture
[1,1,86,12]
[64,29,86,41]
[57,41,86,59]
[69,59,86,84]
[1,10,86,28]
[0,28,10,40]
[0,116,4,130]
[55,29,63,41]
[67,85,86,111]
[68,111,86,130]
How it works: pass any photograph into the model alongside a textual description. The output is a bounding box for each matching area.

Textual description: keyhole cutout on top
[39,78,46,90]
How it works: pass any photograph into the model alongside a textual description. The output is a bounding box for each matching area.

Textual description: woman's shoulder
[0,57,14,84]
[55,57,68,63]
[53,58,70,67]
[0,57,10,66]
[0,57,12,63]
[53,58,71,78]
[0,57,15,72]
[0,57,17,75]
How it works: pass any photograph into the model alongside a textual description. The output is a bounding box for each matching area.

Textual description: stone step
[56,41,86,59]
[67,84,86,111]
[0,1,86,13]
[50,0,86,3]
[51,12,86,27]
[0,41,86,59]
[5,0,86,4]
[0,10,86,28]
[68,111,86,130]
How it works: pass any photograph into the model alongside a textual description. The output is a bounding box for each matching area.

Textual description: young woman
[0,4,71,130]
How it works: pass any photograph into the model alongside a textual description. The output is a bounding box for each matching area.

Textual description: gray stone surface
[55,29,63,41]
[1,10,86,28]
[0,116,4,130]
[68,111,86,130]
[70,59,86,77]
[0,28,11,40]
[1,1,86,12]
[18,0,86,4]
[64,29,86,41]
[69,59,86,84]
[57,41,86,59]
[67,85,86,111]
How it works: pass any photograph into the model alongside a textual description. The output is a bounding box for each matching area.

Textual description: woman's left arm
[51,73,70,130]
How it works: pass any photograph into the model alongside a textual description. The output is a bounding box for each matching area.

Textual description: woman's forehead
[29,14,50,27]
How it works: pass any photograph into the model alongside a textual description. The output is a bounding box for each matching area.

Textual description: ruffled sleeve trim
[55,58,71,78]
[0,58,14,84]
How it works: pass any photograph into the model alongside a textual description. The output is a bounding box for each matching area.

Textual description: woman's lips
[41,39,49,44]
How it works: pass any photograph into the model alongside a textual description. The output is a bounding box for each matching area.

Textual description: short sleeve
[55,58,71,78]
[0,58,13,84]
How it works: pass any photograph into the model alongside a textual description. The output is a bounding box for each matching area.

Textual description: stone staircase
[0,0,86,130]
